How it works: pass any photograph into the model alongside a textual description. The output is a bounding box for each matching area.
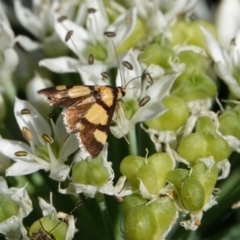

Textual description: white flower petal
[15,35,42,51]
[38,197,57,216]
[0,138,31,160]
[39,57,79,73]
[14,0,44,39]
[6,161,45,176]
[14,98,51,145]
[106,8,137,48]
[146,74,178,101]
[26,73,53,116]
[217,159,231,179]
[86,0,109,43]
[200,26,230,67]
[54,17,88,61]
[78,64,108,85]
[216,0,240,49]
[214,61,240,97]
[0,176,9,193]
[2,48,19,71]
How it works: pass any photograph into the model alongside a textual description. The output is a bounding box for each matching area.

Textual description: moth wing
[63,101,117,157]
[38,86,93,107]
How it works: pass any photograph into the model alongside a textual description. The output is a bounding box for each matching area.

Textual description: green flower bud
[178,132,230,164]
[121,193,147,217]
[171,20,216,52]
[118,18,146,53]
[122,98,138,120]
[145,96,189,131]
[29,216,68,240]
[191,161,218,204]
[219,106,240,138]
[125,205,159,240]
[136,165,159,195]
[72,157,110,186]
[148,153,174,189]
[140,43,176,68]
[148,197,177,238]
[233,66,240,87]
[120,156,145,188]
[0,193,19,222]
[85,43,107,61]
[180,177,205,212]
[171,71,217,101]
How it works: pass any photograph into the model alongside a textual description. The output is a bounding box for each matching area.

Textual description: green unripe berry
[87,159,110,186]
[178,132,230,164]
[145,95,189,131]
[191,161,218,204]
[166,168,189,193]
[180,177,205,212]
[148,153,174,189]
[136,165,159,195]
[140,43,176,68]
[125,205,159,240]
[219,108,240,138]
[121,193,147,217]
[120,156,145,188]
[72,157,109,186]
[29,216,68,240]
[148,197,177,238]
[0,194,19,222]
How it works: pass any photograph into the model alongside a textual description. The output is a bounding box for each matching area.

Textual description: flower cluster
[1,0,240,239]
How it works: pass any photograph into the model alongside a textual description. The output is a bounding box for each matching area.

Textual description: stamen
[22,127,33,142]
[122,61,133,70]
[65,30,73,42]
[21,109,31,114]
[15,151,28,157]
[88,8,97,13]
[139,96,150,107]
[101,72,109,79]
[88,53,94,65]
[104,31,116,37]
[144,72,153,84]
[58,16,67,22]
[42,134,53,144]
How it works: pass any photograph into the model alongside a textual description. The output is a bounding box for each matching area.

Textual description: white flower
[26,73,53,116]
[0,98,78,181]
[39,0,137,73]
[13,0,75,51]
[0,176,32,239]
[201,26,240,98]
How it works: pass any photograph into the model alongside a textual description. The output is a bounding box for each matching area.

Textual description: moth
[38,85,125,157]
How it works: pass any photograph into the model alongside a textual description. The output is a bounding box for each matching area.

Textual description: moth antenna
[112,41,124,87]
[35,195,87,237]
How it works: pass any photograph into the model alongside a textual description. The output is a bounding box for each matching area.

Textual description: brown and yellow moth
[38,84,125,158]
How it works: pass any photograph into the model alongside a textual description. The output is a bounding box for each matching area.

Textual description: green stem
[95,192,114,240]
[127,126,138,155]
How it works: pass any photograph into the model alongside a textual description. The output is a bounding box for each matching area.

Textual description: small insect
[38,84,127,157]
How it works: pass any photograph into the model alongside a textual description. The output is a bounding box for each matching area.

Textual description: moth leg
[115,101,129,144]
